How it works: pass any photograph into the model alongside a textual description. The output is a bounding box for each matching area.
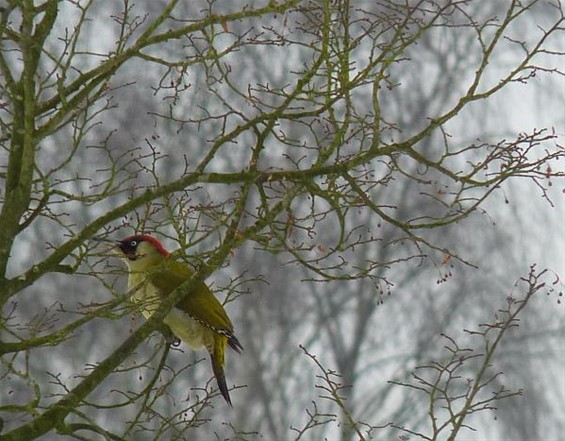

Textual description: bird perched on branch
[104,234,242,406]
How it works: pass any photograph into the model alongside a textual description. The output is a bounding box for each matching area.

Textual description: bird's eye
[129,240,138,248]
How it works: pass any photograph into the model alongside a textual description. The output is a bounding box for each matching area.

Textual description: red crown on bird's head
[121,234,170,256]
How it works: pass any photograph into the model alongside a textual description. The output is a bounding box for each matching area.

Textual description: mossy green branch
[0,2,55,278]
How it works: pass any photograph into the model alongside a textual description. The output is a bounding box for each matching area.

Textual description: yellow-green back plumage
[148,258,236,334]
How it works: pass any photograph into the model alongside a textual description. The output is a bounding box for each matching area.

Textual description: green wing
[148,257,235,332]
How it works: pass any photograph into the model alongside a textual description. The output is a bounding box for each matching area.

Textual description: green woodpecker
[111,234,242,406]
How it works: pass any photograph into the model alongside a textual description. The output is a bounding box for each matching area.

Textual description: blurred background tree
[0,1,563,440]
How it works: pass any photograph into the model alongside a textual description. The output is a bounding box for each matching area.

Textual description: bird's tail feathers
[210,336,232,406]
[227,332,243,353]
